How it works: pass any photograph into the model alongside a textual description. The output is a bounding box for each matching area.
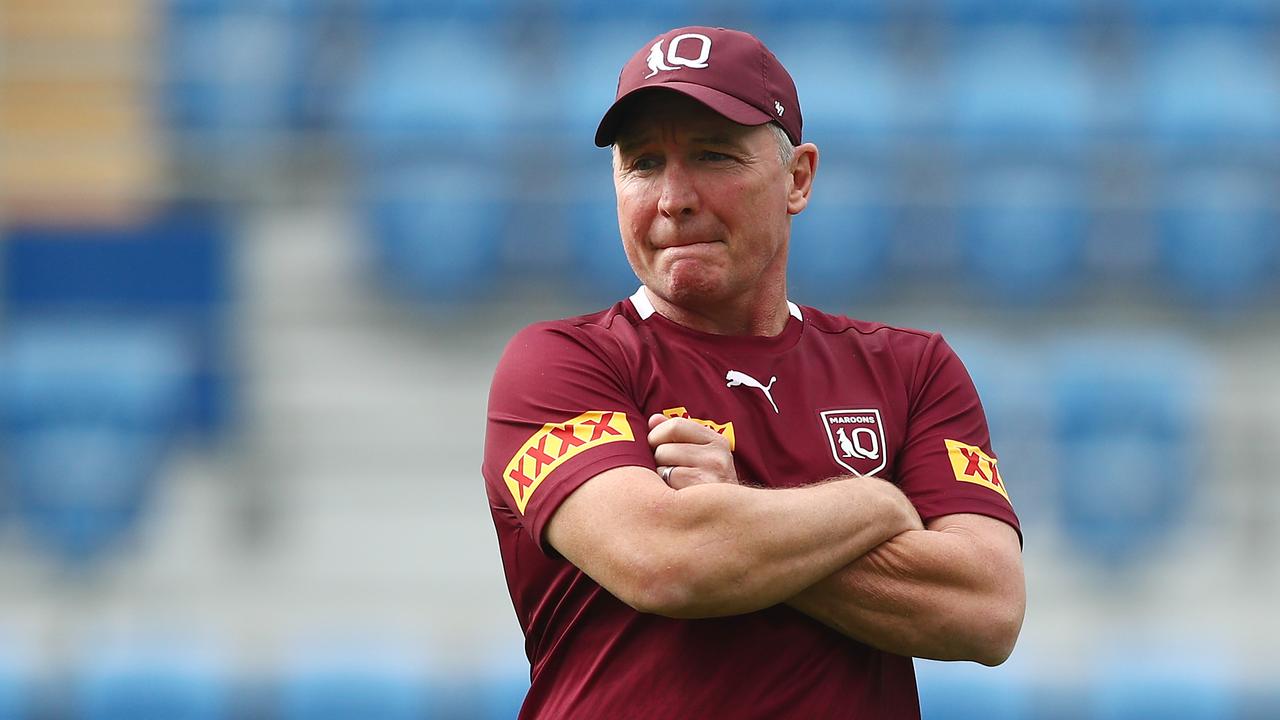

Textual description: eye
[630,156,661,172]
[699,150,732,162]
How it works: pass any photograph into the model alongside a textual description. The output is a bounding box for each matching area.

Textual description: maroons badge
[819,408,888,477]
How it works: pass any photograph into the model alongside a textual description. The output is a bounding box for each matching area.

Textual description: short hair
[768,122,795,166]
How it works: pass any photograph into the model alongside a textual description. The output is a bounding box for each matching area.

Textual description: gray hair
[768,122,795,166]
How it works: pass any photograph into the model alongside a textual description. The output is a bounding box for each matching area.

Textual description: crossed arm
[545,415,1025,665]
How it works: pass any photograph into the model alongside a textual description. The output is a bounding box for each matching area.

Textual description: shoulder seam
[806,318,937,342]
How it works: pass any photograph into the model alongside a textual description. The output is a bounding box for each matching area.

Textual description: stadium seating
[161,0,311,133]
[557,21,670,141]
[356,158,509,303]
[9,3,1270,715]
[915,658,1035,720]
[277,645,431,720]
[339,17,519,302]
[339,21,515,154]
[937,0,1090,25]
[1140,28,1280,150]
[75,644,231,720]
[434,646,530,720]
[0,645,31,720]
[944,26,1095,151]
[565,152,639,301]
[1242,686,1280,720]
[744,0,893,24]
[764,27,905,149]
[787,162,893,306]
[0,206,234,439]
[1156,164,1279,310]
[471,670,530,720]
[957,158,1088,305]
[1047,335,1203,567]
[361,0,520,23]
[1124,0,1280,25]
[1089,651,1238,720]
[553,0,701,23]
[0,320,188,564]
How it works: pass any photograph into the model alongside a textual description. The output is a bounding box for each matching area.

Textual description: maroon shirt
[483,288,1020,719]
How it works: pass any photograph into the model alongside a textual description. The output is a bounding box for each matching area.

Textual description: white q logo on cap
[644,33,713,79]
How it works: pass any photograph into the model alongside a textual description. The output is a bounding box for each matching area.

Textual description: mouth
[657,238,721,250]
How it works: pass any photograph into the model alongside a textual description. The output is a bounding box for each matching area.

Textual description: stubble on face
[611,93,793,329]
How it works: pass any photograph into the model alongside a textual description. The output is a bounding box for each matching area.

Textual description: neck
[642,285,792,337]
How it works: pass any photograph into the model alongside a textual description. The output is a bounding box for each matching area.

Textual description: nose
[657,160,699,219]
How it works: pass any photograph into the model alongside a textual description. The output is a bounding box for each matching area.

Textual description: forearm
[549,466,919,620]
[651,475,917,617]
[787,516,1025,665]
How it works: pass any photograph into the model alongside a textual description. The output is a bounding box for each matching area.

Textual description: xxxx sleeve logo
[503,411,633,514]
[944,439,1010,504]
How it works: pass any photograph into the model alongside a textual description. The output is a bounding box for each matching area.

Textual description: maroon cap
[594,26,802,148]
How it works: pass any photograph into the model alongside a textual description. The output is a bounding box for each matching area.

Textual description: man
[483,26,1024,719]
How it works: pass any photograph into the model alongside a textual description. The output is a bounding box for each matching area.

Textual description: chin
[657,267,730,306]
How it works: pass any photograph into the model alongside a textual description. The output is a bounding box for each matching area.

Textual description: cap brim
[594,83,775,148]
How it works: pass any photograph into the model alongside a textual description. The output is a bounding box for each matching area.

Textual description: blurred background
[0,0,1278,718]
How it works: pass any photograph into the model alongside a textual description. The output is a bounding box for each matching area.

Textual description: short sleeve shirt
[483,289,1020,719]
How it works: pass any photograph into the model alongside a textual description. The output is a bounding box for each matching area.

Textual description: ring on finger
[659,466,674,483]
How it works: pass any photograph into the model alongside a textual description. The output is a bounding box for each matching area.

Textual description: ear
[786,143,819,215]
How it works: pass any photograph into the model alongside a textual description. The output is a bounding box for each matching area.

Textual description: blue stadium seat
[915,658,1035,720]
[438,646,530,720]
[473,668,530,720]
[362,0,520,23]
[1,206,234,439]
[340,22,515,155]
[161,0,311,133]
[1124,0,1280,25]
[356,158,508,303]
[558,22,666,141]
[958,159,1088,305]
[0,644,32,720]
[552,0,701,23]
[764,27,905,149]
[278,646,430,720]
[76,646,231,720]
[1140,29,1280,149]
[744,0,893,24]
[1242,685,1280,720]
[1156,165,1279,310]
[944,27,1095,151]
[787,161,893,306]
[1090,652,1238,720]
[937,0,1091,24]
[1047,336,1204,567]
[0,320,188,564]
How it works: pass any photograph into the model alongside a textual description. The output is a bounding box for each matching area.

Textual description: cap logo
[774,101,784,116]
[644,32,713,79]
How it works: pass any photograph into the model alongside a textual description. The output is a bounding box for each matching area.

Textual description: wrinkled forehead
[612,89,755,149]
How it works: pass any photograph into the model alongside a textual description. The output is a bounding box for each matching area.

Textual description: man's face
[612,92,797,315]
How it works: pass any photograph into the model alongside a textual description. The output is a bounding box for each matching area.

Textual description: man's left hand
[647,413,739,489]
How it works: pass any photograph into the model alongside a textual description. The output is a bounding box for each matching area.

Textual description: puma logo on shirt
[725,370,779,413]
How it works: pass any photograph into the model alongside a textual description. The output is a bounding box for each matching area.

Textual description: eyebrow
[690,134,743,147]
[614,135,651,153]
